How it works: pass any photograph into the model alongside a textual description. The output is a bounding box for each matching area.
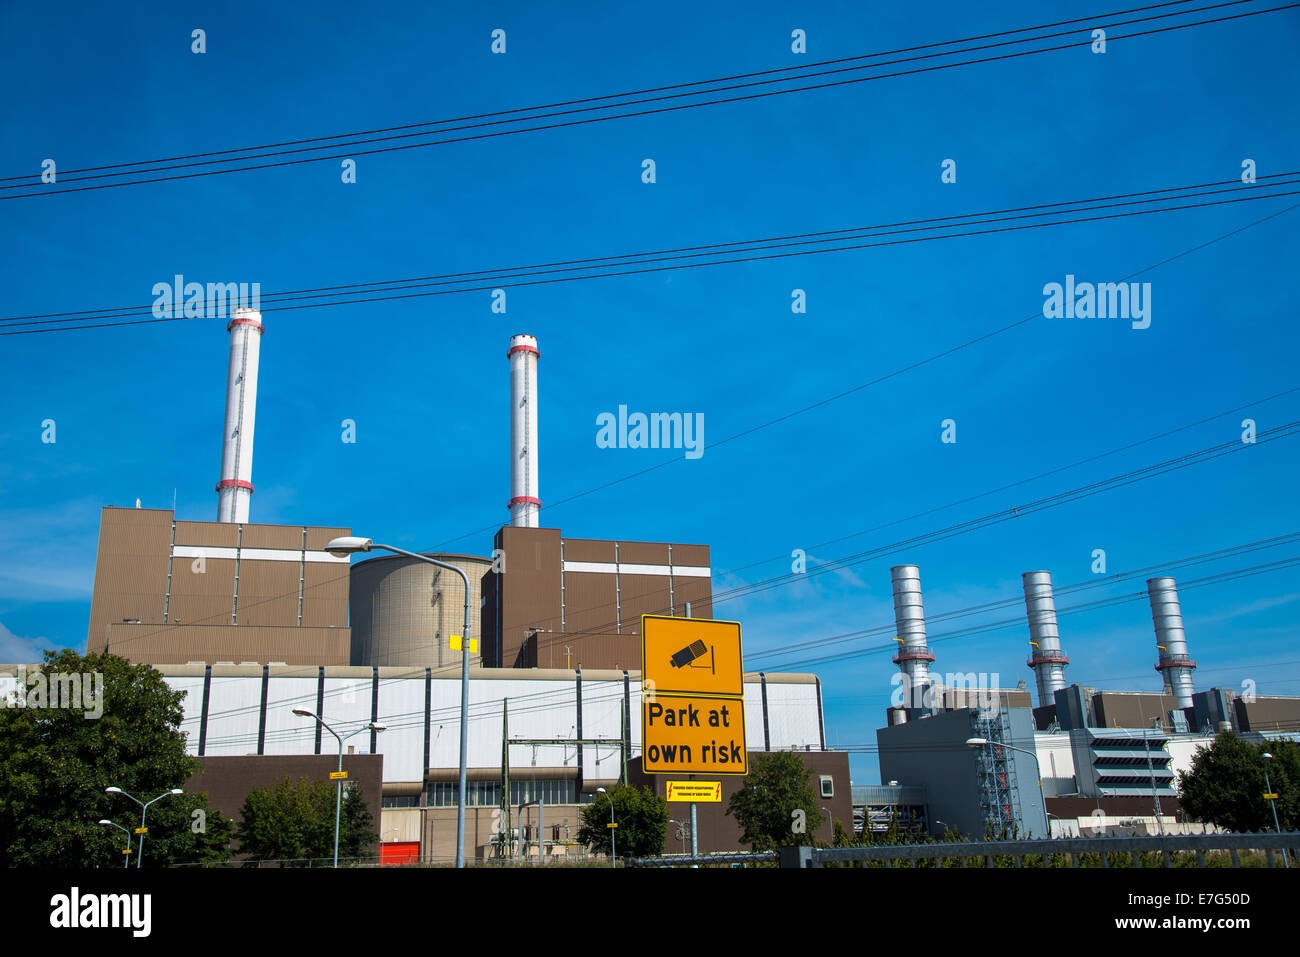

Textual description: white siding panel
[743,684,766,750]
[580,680,624,779]
[261,678,320,755]
[375,677,426,781]
[202,676,264,755]
[765,682,821,749]
[171,676,207,753]
[321,677,376,747]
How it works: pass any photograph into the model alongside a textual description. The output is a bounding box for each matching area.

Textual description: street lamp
[105,787,182,868]
[965,737,1048,838]
[97,820,132,868]
[1262,753,1289,868]
[293,708,386,868]
[597,787,615,868]
[327,536,473,869]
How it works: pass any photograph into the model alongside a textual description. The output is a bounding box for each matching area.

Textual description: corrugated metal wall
[157,666,824,785]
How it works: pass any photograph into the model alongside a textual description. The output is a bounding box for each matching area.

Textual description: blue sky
[1,1,1298,784]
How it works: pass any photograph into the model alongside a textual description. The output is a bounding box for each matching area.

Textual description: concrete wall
[349,552,491,669]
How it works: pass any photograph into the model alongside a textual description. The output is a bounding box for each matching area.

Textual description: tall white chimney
[1023,571,1070,709]
[890,565,936,716]
[1148,577,1197,708]
[216,307,262,523]
[508,334,540,527]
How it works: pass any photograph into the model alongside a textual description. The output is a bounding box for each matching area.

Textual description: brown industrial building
[85,508,716,677]
[85,506,353,666]
[185,753,384,856]
[484,524,713,671]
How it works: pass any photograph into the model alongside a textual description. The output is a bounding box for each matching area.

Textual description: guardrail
[628,832,1300,869]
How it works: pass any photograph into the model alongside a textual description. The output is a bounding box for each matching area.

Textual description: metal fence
[628,831,1300,869]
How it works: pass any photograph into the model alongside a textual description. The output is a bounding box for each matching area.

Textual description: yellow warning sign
[133,827,148,834]
[1265,793,1279,799]
[666,781,722,802]
[643,694,747,775]
[330,771,349,780]
[450,635,479,653]
[642,615,743,698]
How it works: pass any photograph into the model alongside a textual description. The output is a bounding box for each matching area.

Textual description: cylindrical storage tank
[350,553,492,668]
[1148,577,1197,708]
[508,334,540,528]
[890,564,936,716]
[216,307,263,523]
[1022,571,1070,709]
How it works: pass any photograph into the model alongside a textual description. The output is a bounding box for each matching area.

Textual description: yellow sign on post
[450,635,479,653]
[133,827,148,834]
[642,615,743,698]
[642,615,746,776]
[330,771,349,780]
[666,781,722,802]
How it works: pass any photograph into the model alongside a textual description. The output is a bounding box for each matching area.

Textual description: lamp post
[97,819,132,868]
[965,737,1048,838]
[1262,753,1289,868]
[597,787,615,868]
[327,536,472,869]
[293,709,386,868]
[104,787,182,868]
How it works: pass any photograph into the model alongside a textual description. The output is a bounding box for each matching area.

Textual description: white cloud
[0,621,62,664]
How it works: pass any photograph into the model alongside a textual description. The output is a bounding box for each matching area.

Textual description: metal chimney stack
[890,565,936,716]
[1148,577,1197,708]
[1022,571,1070,709]
[507,334,540,527]
[216,307,263,523]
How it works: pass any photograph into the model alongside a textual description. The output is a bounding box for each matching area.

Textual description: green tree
[235,776,376,864]
[577,785,668,859]
[726,751,824,851]
[0,649,231,867]
[1179,732,1298,833]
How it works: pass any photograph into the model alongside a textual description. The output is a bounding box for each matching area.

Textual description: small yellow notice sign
[606,822,619,828]
[133,827,148,834]
[450,635,479,653]
[666,781,722,802]
[330,771,349,780]
[1265,793,1279,799]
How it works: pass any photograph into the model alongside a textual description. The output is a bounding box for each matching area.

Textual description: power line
[6,171,1295,329]
[84,207,1300,656]
[533,420,1300,647]
[0,0,1206,185]
[745,532,1300,662]
[6,2,1292,199]
[758,554,1300,672]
